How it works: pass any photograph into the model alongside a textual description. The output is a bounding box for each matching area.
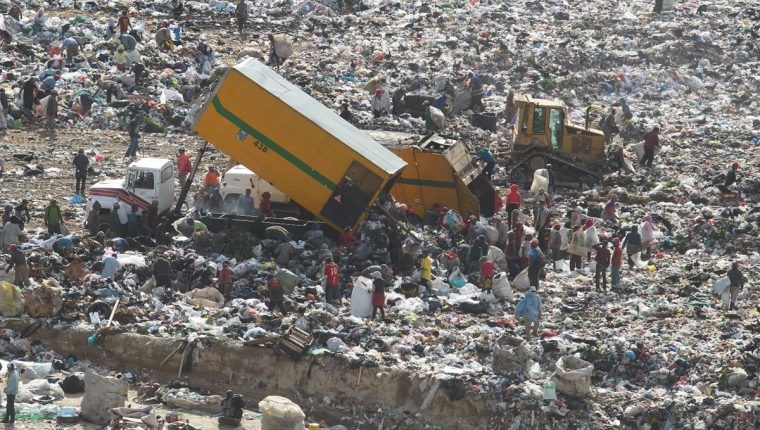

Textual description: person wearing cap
[204,166,221,192]
[370,271,386,320]
[73,148,90,195]
[5,244,30,287]
[592,240,611,292]
[493,186,504,215]
[515,286,542,340]
[641,126,659,167]
[114,45,128,71]
[2,362,19,423]
[177,147,192,187]
[527,238,545,288]
[266,275,285,314]
[371,88,390,118]
[479,256,495,291]
[717,162,739,193]
[505,184,521,230]
[611,237,623,289]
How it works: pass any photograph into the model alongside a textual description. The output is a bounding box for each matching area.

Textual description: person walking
[640,126,659,167]
[2,362,19,423]
[73,148,89,195]
[505,184,521,230]
[235,0,248,38]
[324,257,340,305]
[177,147,192,187]
[592,240,611,292]
[515,286,542,340]
[5,244,30,287]
[527,239,545,289]
[125,115,140,158]
[43,199,63,234]
[622,225,642,269]
[419,249,433,294]
[611,237,623,289]
[726,261,746,310]
[370,271,386,321]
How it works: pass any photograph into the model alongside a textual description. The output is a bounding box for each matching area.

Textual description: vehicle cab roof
[128,158,172,170]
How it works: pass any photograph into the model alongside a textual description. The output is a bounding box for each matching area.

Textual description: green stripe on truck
[210,96,337,190]
[396,178,457,189]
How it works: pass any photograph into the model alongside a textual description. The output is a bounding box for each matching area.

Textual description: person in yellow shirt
[114,46,128,71]
[420,249,433,294]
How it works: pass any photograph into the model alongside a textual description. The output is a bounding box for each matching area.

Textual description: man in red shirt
[641,127,659,167]
[324,257,340,304]
[505,184,521,229]
[493,186,504,215]
[117,10,131,35]
[611,237,623,289]
[479,256,495,291]
[338,226,356,248]
[217,261,233,298]
[177,147,192,187]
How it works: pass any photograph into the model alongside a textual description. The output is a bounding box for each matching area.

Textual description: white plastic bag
[530,169,549,193]
[713,277,730,296]
[492,272,512,300]
[350,276,373,318]
[514,268,530,291]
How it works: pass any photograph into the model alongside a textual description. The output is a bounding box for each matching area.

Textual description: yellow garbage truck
[192,59,407,232]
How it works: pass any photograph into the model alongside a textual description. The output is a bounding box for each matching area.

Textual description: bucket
[170,26,181,42]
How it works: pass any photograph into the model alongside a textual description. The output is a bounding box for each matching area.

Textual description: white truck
[87,158,176,215]
[86,158,289,217]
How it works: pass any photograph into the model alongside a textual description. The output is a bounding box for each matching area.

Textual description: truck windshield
[533,107,546,134]
[133,172,155,189]
[549,108,563,149]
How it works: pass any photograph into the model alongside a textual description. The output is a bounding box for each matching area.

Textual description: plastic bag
[273,35,293,59]
[448,268,467,289]
[492,272,512,301]
[483,225,498,244]
[259,396,305,430]
[713,277,730,296]
[530,169,549,193]
[350,276,373,318]
[0,282,25,317]
[514,268,530,291]
[551,356,594,397]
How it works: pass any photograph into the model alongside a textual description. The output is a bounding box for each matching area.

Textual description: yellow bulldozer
[504,95,607,187]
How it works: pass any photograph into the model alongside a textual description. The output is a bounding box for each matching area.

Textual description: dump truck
[505,95,606,186]
[191,59,407,232]
[366,130,496,220]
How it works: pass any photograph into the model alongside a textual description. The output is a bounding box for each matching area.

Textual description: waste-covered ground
[1,0,759,429]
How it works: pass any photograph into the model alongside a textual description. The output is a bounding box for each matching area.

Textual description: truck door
[320,162,382,229]
[549,108,564,150]
[158,165,175,213]
[129,170,157,209]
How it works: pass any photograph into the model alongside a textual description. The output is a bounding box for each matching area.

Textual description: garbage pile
[0,0,759,429]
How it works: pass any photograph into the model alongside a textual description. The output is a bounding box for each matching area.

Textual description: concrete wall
[1,319,492,428]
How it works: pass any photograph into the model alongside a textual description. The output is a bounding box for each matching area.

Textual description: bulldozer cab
[512,96,604,167]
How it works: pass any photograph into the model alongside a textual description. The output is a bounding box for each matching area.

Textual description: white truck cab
[87,158,175,214]
[221,165,289,205]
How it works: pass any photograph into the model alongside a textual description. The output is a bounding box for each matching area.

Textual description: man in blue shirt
[474,146,496,179]
[101,253,122,280]
[2,362,19,423]
[237,188,255,215]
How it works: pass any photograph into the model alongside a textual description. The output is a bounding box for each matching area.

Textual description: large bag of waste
[448,268,467,288]
[513,268,530,291]
[531,169,549,193]
[493,336,530,373]
[259,396,305,430]
[350,276,373,318]
[81,372,128,425]
[631,142,645,162]
[24,280,63,317]
[0,281,25,317]
[185,287,225,309]
[515,290,540,321]
[492,272,512,300]
[483,225,498,244]
[276,268,299,294]
[273,35,293,59]
[60,373,86,394]
[488,246,507,271]
[429,106,446,129]
[629,252,648,269]
[713,277,730,296]
[551,356,594,397]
